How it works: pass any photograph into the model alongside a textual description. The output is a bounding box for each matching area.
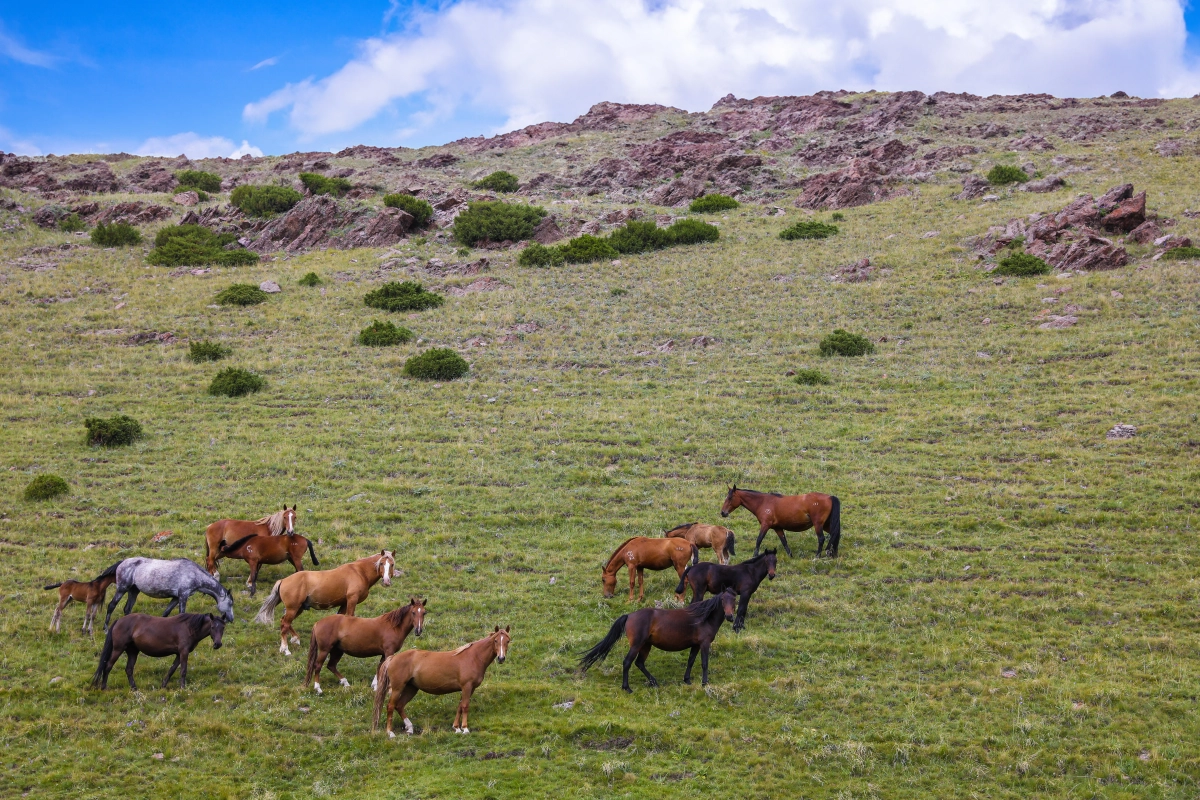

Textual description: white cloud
[245,0,1196,143]
[250,56,279,71]
[0,22,58,67]
[230,139,264,158]
[135,132,263,159]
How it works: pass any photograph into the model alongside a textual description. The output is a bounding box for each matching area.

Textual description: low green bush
[403,348,469,380]
[780,220,839,240]
[216,284,269,306]
[666,218,720,244]
[299,172,352,197]
[230,185,303,217]
[987,165,1029,185]
[1162,246,1200,260]
[473,171,519,193]
[85,415,144,446]
[994,251,1050,276]
[819,329,875,357]
[517,243,565,268]
[188,341,231,362]
[453,201,546,246]
[609,220,673,254]
[91,222,142,247]
[208,367,265,397]
[147,224,259,267]
[689,194,739,213]
[358,320,414,346]
[382,193,434,227]
[830,212,846,221]
[24,474,69,501]
[58,213,86,232]
[363,281,445,312]
[794,368,831,385]
[175,170,222,193]
[559,234,619,264]
[298,272,322,286]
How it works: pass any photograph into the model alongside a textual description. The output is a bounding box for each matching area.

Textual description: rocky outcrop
[796,158,902,210]
[956,174,991,200]
[248,196,414,253]
[1126,221,1162,244]
[1010,134,1055,151]
[1020,174,1065,193]
[62,162,119,193]
[336,207,414,249]
[1100,191,1145,233]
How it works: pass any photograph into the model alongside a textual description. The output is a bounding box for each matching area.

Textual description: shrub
[987,165,1029,185]
[403,348,469,380]
[559,234,619,264]
[147,224,259,267]
[794,368,831,385]
[780,220,839,240]
[299,172,352,197]
[830,212,846,221]
[363,281,445,312]
[358,320,414,346]
[230,185,303,217]
[1162,246,1200,260]
[208,367,265,397]
[666,218,721,245]
[382,193,434,227]
[517,242,565,268]
[608,220,673,254]
[188,341,231,363]
[819,329,875,357]
[994,251,1050,277]
[473,171,519,193]
[298,272,322,286]
[216,284,269,306]
[58,213,86,232]
[91,222,142,246]
[453,201,546,246]
[24,474,69,501]
[175,170,222,193]
[84,415,144,446]
[689,194,739,213]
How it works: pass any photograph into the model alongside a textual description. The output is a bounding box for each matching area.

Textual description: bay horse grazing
[255,550,395,655]
[720,485,841,558]
[100,558,235,631]
[45,573,117,634]
[675,550,777,631]
[663,522,736,565]
[306,597,427,695]
[578,589,737,692]
[372,626,510,737]
[218,533,319,595]
[204,505,297,577]
[602,537,699,602]
[91,612,225,690]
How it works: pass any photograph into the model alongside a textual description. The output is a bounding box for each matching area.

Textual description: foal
[217,533,319,595]
[45,573,116,634]
[675,550,777,631]
[306,598,426,695]
[91,612,225,690]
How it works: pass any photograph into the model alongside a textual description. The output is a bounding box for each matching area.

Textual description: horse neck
[736,491,769,515]
[604,537,637,574]
[351,557,382,584]
[462,636,497,669]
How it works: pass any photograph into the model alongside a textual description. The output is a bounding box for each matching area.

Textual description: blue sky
[3,1,1200,158]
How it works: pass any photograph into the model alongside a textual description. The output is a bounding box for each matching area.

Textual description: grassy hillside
[1,119,1199,798]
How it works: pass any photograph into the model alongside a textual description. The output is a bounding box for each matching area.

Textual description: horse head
[216,588,235,623]
[764,549,777,580]
[283,505,297,535]
[601,568,617,598]
[209,615,227,649]
[719,589,738,622]
[492,625,511,664]
[410,597,426,637]
[376,550,395,587]
[720,484,740,518]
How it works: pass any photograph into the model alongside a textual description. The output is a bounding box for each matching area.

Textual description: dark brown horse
[306,598,426,695]
[720,485,841,557]
[602,537,698,602]
[675,550,776,631]
[578,589,737,692]
[91,612,225,690]
[45,573,117,634]
[218,533,319,595]
[204,506,297,577]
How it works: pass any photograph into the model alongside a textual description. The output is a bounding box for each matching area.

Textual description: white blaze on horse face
[381,558,392,585]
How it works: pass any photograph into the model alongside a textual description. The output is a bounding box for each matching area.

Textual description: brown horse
[720,485,841,558]
[372,626,510,737]
[45,573,116,634]
[254,550,395,655]
[579,589,737,692]
[602,537,699,602]
[204,506,297,577]
[306,597,426,695]
[91,612,225,690]
[218,533,319,595]
[663,522,736,565]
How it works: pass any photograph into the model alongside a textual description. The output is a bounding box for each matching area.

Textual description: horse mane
[687,592,730,621]
[380,606,411,628]
[603,537,642,571]
[221,534,258,554]
[92,560,124,582]
[451,632,494,656]
[254,509,286,535]
[663,523,697,536]
[736,487,783,498]
[182,613,209,638]
[741,550,776,564]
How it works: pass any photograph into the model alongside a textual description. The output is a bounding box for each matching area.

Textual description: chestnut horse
[373,626,510,737]
[663,522,736,565]
[602,537,699,602]
[720,485,841,558]
[92,612,225,690]
[254,550,394,655]
[217,533,319,595]
[579,589,737,692]
[306,597,426,695]
[204,506,297,577]
[45,573,116,634]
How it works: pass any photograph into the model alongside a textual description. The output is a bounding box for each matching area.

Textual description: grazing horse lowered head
[100,557,235,631]
[205,505,298,577]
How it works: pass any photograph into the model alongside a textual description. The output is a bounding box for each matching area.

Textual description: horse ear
[421,597,427,604]
[505,625,510,632]
[494,625,500,632]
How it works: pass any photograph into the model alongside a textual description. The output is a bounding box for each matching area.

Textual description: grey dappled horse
[98,557,234,631]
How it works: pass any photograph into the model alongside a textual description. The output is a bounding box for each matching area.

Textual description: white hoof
[339,678,350,688]
[289,635,301,645]
[453,726,461,733]
[461,728,470,734]
[388,730,396,739]
[314,682,322,695]
[280,642,291,656]
[403,718,413,735]
[371,676,378,691]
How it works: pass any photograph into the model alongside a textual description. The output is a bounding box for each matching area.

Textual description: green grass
[299,172,352,197]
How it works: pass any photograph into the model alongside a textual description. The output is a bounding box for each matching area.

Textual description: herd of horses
[46,485,842,732]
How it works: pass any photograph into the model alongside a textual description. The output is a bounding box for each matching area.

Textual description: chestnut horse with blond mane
[204,506,297,577]
[663,522,736,565]
[720,485,841,558]
[602,537,698,602]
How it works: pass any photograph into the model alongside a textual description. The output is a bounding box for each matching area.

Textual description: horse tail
[254,581,283,625]
[578,615,628,672]
[92,560,123,582]
[220,534,256,555]
[828,495,842,552]
[371,656,393,733]
[726,530,736,557]
[306,539,319,566]
[675,566,692,596]
[91,626,115,688]
[44,583,63,590]
[690,544,700,566]
[305,633,321,684]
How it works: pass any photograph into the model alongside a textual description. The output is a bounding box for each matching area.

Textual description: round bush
[994,252,1050,277]
[84,415,144,447]
[230,185,303,217]
[298,272,322,286]
[517,243,565,268]
[819,329,875,357]
[175,170,222,193]
[216,284,269,306]
[358,320,414,346]
[188,341,231,363]
[24,474,69,501]
[403,348,469,381]
[689,194,739,213]
[209,368,265,397]
[452,201,546,246]
[58,213,86,233]
[382,194,434,227]
[608,220,673,254]
[1162,246,1200,260]
[473,171,519,193]
[793,368,831,386]
[987,165,1029,185]
[666,218,720,245]
[147,224,259,267]
[91,222,142,247]
[363,281,445,312]
[780,220,839,240]
[299,172,352,197]
[559,234,619,264]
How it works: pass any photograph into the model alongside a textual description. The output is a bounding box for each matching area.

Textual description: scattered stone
[689,335,718,348]
[1153,233,1192,249]
[1127,221,1162,244]
[151,753,164,760]
[1010,133,1055,151]
[1021,174,1065,193]
[921,230,939,239]
[126,331,175,345]
[1038,315,1078,329]
[511,322,539,334]
[552,700,574,710]
[830,257,873,283]
[259,281,281,293]
[655,340,676,353]
[1106,424,1137,440]
[439,276,509,296]
[956,174,990,200]
[770,274,794,283]
[531,215,565,244]
[1100,191,1146,233]
[1111,290,1123,299]
[1155,139,1187,157]
[1001,668,1017,679]
[981,318,991,325]
[172,191,200,206]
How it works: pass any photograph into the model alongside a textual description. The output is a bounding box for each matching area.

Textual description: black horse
[92,613,225,690]
[674,550,776,631]
[578,589,737,692]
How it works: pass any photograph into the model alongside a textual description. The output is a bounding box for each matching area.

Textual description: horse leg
[775,528,794,558]
[178,650,189,688]
[683,646,700,684]
[162,597,179,617]
[104,586,126,630]
[753,525,770,557]
[627,566,636,603]
[312,647,330,694]
[246,560,259,595]
[124,649,139,691]
[633,642,658,688]
[392,682,420,738]
[814,522,826,558]
[372,654,389,692]
[85,602,98,635]
[280,607,301,655]
[700,643,713,686]
[51,596,70,633]
[455,683,476,733]
[101,642,123,689]
[162,655,181,688]
[328,649,351,689]
[734,592,751,632]
[123,588,139,615]
[637,568,647,602]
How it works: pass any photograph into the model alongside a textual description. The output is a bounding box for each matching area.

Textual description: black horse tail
[91,626,115,688]
[44,583,63,590]
[578,615,629,672]
[675,566,692,596]
[690,544,699,566]
[726,530,735,557]
[306,539,320,566]
[371,656,393,733]
[828,495,842,554]
[220,534,257,555]
[92,560,123,582]
[305,634,321,685]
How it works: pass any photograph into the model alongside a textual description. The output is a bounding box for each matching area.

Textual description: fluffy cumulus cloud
[245,0,1195,142]
[136,133,263,159]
